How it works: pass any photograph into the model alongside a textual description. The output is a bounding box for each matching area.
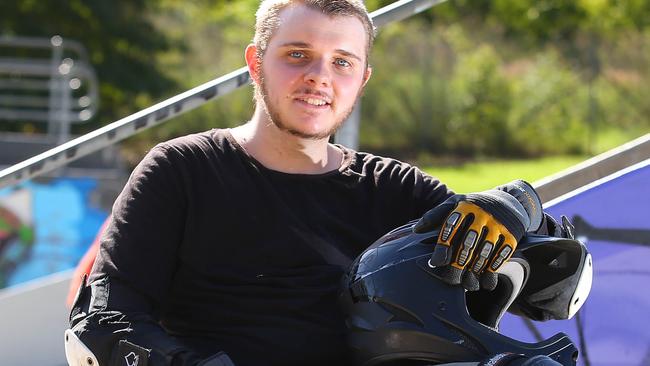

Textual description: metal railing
[0,35,99,143]
[533,133,650,203]
[2,0,648,202]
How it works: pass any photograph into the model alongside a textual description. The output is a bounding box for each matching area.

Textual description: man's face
[254,4,371,140]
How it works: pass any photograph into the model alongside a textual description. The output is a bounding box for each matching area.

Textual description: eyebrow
[278,42,363,62]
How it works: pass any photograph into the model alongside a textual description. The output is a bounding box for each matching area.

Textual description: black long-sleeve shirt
[88,128,453,366]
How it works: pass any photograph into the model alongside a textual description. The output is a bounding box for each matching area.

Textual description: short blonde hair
[253,0,376,63]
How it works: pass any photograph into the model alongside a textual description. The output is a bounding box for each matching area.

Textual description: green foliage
[361,20,452,156]
[506,52,590,156]
[359,6,650,160]
[422,155,588,193]
[117,1,260,164]
[446,44,512,156]
[578,0,650,33]
[490,0,587,45]
[2,0,649,164]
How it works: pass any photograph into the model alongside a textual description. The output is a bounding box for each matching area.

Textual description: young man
[66,1,564,365]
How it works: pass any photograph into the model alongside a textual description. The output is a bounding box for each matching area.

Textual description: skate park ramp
[0,270,71,366]
[503,155,650,366]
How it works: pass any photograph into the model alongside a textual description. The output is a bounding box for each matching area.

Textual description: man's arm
[65,144,233,366]
[66,275,234,366]
[414,180,558,291]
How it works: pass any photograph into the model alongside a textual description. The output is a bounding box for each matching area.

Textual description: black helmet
[340,220,590,366]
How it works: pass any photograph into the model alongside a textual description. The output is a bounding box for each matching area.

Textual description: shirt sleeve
[378,158,454,220]
[90,143,188,306]
[358,153,455,232]
[74,144,235,365]
[399,163,455,218]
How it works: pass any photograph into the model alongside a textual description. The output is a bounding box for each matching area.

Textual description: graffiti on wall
[0,189,35,287]
[0,178,107,289]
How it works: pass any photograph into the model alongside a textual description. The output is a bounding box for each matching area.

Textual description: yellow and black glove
[414,180,543,291]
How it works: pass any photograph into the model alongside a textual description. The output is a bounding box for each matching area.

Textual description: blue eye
[289,51,304,58]
[335,58,351,67]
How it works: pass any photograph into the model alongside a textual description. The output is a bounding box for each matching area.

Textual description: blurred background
[0,1,649,365]
[4,1,650,165]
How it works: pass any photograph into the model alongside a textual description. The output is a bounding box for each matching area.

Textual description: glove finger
[480,271,499,291]
[446,202,486,271]
[561,215,576,239]
[431,265,464,286]
[429,244,452,267]
[485,233,517,274]
[461,270,481,292]
[448,228,480,269]
[469,238,496,276]
[413,199,459,233]
[433,208,474,267]
[466,232,499,290]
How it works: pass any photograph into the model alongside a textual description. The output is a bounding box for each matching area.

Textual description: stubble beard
[257,70,362,140]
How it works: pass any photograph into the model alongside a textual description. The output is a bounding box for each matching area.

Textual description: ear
[245,44,261,85]
[361,66,372,88]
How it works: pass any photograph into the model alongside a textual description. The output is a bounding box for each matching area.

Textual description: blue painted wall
[501,159,650,366]
[0,178,107,288]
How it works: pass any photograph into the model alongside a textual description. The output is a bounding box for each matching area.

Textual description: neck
[230,107,342,174]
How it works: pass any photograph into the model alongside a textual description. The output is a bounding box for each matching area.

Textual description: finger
[431,264,464,286]
[461,270,481,292]
[479,234,514,291]
[430,212,472,267]
[464,228,495,291]
[440,210,462,242]
[433,210,475,269]
[469,237,496,276]
[429,244,452,267]
[430,212,464,266]
[413,199,459,233]
[430,209,470,264]
[453,229,479,268]
[447,202,486,271]
[485,232,517,274]
[480,271,499,291]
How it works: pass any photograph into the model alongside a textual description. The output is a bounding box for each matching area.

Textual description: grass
[419,128,650,193]
[588,127,648,154]
[421,155,589,193]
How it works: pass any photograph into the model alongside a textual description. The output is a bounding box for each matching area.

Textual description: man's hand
[414,180,543,291]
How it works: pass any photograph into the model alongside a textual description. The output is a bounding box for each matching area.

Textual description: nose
[304,59,331,87]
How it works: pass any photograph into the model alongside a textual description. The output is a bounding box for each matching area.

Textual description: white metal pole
[47,35,63,138]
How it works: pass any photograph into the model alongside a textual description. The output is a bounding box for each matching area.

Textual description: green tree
[447,44,512,156]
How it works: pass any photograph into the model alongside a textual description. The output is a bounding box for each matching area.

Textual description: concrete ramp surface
[0,270,71,366]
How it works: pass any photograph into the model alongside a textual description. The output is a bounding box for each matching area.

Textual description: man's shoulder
[133,129,235,170]
[157,129,217,150]
[346,147,418,174]
[154,129,234,157]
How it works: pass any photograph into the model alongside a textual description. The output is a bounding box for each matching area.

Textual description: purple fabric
[500,160,650,366]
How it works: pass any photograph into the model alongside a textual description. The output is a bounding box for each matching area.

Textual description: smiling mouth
[295,95,331,107]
